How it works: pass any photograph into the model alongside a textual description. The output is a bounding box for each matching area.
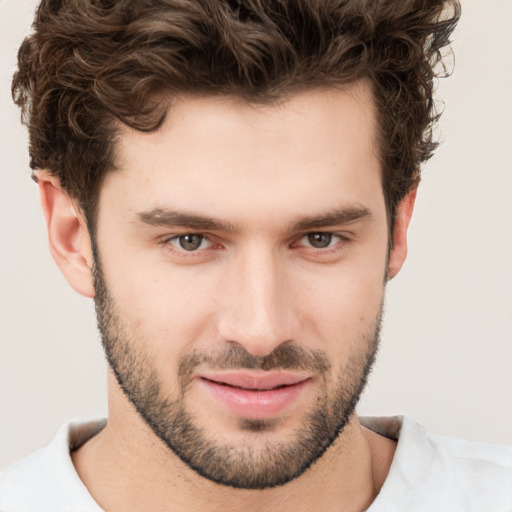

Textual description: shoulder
[362,416,512,512]
[424,425,512,505]
[0,419,106,512]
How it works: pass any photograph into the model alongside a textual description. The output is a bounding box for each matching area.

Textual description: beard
[93,258,382,490]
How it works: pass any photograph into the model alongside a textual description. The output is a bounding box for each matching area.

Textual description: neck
[72,379,396,512]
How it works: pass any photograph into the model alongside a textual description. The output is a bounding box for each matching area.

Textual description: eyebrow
[135,205,371,233]
[137,209,240,232]
[288,206,371,232]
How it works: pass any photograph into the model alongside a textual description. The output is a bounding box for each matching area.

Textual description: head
[14,0,459,231]
[13,0,460,490]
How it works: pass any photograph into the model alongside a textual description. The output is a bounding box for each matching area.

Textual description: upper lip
[198,371,311,391]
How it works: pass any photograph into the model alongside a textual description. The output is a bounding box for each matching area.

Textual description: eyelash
[160,232,349,259]
[293,233,347,251]
[160,234,218,258]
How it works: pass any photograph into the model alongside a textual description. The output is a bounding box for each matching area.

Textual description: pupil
[308,233,332,248]
[179,234,203,251]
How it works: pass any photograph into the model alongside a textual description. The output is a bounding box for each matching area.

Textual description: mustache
[178,343,331,384]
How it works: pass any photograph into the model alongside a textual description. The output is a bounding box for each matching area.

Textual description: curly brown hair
[12,0,460,228]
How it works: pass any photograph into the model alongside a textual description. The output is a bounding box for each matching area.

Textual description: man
[1,0,510,510]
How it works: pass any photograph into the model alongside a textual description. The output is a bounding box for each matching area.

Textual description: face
[92,84,391,489]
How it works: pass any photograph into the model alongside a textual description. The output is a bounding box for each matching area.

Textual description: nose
[217,243,298,357]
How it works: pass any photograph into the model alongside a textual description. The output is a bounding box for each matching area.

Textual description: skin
[39,82,416,512]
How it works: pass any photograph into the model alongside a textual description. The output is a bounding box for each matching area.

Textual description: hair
[13,0,460,230]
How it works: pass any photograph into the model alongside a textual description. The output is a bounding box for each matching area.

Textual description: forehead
[101,83,383,227]
[118,82,376,158]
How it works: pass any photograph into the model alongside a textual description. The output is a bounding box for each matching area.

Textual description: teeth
[223,382,270,391]
[204,378,288,392]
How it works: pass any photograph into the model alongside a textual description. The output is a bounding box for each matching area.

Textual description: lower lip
[198,378,311,419]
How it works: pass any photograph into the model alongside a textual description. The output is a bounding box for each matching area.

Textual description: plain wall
[1,0,511,470]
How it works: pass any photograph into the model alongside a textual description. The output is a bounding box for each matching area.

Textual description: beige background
[1,0,511,470]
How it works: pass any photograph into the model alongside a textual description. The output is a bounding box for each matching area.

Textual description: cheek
[103,255,220,357]
[303,270,384,326]
[295,254,386,356]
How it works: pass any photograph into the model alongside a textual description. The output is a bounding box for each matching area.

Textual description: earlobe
[387,187,417,280]
[38,172,95,298]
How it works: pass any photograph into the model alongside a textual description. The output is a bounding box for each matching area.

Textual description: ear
[387,187,417,280]
[38,172,95,298]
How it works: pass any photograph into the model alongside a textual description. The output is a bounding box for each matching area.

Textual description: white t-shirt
[1,416,511,511]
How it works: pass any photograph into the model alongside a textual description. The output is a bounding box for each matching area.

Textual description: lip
[197,371,312,419]
[199,371,311,390]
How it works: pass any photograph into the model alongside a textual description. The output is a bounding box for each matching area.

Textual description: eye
[169,234,211,251]
[302,232,339,249]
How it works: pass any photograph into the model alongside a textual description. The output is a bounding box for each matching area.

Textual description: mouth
[197,371,312,419]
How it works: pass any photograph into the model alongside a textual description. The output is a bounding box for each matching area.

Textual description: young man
[1,0,510,511]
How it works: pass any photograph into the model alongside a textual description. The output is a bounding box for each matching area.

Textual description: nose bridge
[218,241,294,356]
